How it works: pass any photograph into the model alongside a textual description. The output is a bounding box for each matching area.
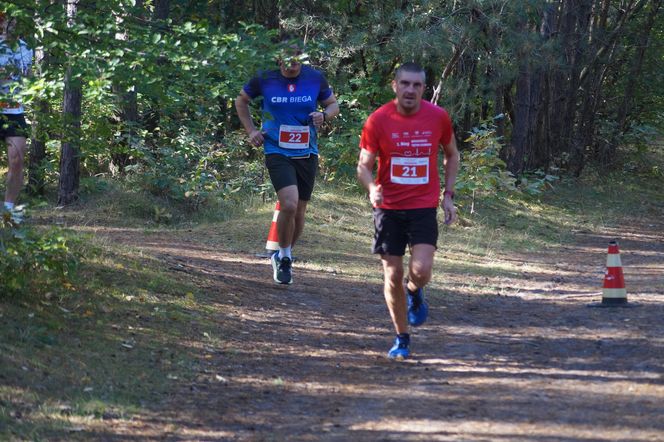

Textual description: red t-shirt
[359,100,454,209]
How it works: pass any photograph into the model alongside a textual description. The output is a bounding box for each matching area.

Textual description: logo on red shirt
[288,84,296,93]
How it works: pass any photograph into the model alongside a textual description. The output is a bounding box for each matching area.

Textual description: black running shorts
[265,153,318,201]
[372,207,438,256]
[0,114,29,139]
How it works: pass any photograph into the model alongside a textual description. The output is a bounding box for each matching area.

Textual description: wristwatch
[443,190,455,199]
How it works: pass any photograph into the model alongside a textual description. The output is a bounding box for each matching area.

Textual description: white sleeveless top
[0,39,33,114]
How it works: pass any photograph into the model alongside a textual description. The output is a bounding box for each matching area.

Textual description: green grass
[0,235,209,439]
[1,141,663,439]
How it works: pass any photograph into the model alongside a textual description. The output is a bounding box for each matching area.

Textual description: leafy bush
[456,121,558,213]
[126,129,270,209]
[0,217,81,297]
[457,121,516,200]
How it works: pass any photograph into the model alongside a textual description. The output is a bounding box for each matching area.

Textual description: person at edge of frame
[356,61,460,359]
[0,11,33,224]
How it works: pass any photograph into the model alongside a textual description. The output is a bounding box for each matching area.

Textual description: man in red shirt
[357,62,460,359]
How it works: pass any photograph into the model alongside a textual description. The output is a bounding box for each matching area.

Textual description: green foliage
[4,0,661,205]
[457,121,559,206]
[457,121,516,197]
[518,170,559,195]
[0,220,81,298]
[318,99,371,182]
[125,128,270,209]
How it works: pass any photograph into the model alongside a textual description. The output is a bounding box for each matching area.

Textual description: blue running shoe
[407,287,428,327]
[271,253,293,285]
[387,334,410,360]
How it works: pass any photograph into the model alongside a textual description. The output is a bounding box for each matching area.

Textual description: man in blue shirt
[235,41,339,285]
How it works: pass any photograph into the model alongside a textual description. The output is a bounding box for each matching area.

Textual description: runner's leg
[381,254,408,334]
[292,199,308,247]
[406,244,435,292]
[276,184,299,250]
[5,136,27,205]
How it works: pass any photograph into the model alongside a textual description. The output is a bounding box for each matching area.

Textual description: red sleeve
[440,109,453,146]
[359,113,381,154]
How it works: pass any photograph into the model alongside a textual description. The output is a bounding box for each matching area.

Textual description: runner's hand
[309,111,325,128]
[441,196,457,225]
[249,129,264,147]
[370,184,383,208]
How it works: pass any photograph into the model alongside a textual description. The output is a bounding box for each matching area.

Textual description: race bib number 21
[390,157,429,185]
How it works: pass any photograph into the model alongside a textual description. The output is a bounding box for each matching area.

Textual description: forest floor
[74,209,664,441]
[2,150,664,441]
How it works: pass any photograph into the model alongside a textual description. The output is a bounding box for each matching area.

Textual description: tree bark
[431,43,466,106]
[579,0,648,86]
[110,0,143,175]
[28,23,50,196]
[253,0,279,29]
[154,0,169,21]
[615,0,661,133]
[28,98,49,196]
[58,0,82,206]
[507,5,554,175]
[58,65,82,206]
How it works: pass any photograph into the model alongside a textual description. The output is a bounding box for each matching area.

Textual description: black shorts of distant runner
[0,113,30,138]
[265,153,318,201]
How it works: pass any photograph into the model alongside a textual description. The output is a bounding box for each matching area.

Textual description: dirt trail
[95,217,664,441]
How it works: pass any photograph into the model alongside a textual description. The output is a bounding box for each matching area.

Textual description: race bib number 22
[279,125,310,149]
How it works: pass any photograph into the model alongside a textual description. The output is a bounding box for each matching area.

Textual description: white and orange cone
[265,201,280,253]
[602,240,627,305]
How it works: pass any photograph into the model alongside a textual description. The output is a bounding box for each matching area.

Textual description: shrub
[0,217,81,298]
[456,121,516,213]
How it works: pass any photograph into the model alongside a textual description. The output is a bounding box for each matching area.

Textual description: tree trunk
[58,0,82,206]
[253,0,279,29]
[547,0,576,166]
[615,0,661,133]
[28,34,50,196]
[494,84,505,140]
[460,53,478,145]
[579,0,648,86]
[154,0,169,21]
[58,65,82,206]
[28,98,49,196]
[431,43,466,106]
[110,0,143,175]
[527,3,556,170]
[572,0,646,172]
[508,5,554,175]
[509,64,542,175]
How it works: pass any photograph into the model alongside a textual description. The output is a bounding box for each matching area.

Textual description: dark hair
[395,62,426,81]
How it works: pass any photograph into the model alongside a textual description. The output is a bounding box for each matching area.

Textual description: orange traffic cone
[602,240,627,305]
[265,201,280,253]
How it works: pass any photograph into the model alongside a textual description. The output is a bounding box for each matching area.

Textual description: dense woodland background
[3,2,664,436]
[3,0,663,207]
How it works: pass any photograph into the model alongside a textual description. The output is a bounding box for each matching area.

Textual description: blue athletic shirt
[243,65,332,157]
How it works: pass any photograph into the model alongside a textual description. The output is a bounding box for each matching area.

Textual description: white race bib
[278,125,310,149]
[390,157,429,185]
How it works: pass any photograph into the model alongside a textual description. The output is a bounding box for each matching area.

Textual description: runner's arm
[235,90,264,147]
[357,148,382,207]
[441,136,460,224]
[310,93,340,126]
[320,93,339,120]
